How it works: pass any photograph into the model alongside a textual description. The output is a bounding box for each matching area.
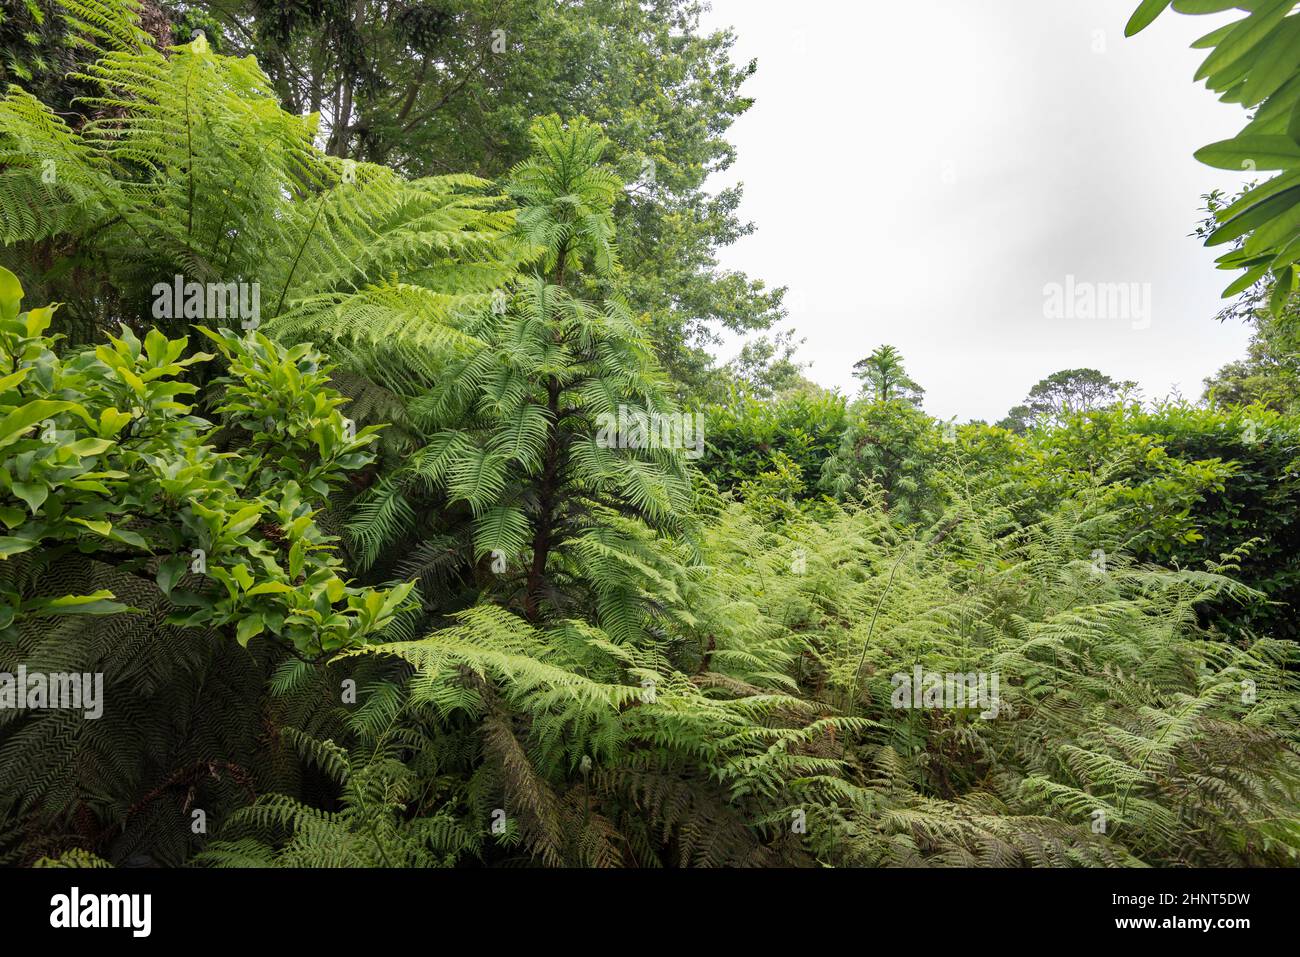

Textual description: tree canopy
[998,368,1138,432]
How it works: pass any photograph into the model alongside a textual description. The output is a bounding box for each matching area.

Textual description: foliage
[998,368,1138,433]
[1203,306,1300,413]
[0,268,412,654]
[1082,402,1300,642]
[1,0,77,103]
[775,493,1300,866]
[182,0,787,397]
[1129,0,1300,315]
[0,9,521,386]
[820,397,947,525]
[0,268,414,864]
[340,115,696,642]
[970,401,1300,643]
[816,346,946,523]
[1,0,1299,873]
[719,328,815,402]
[1197,229,1300,411]
[852,344,925,407]
[196,486,1300,868]
[1,0,171,114]
[700,387,846,497]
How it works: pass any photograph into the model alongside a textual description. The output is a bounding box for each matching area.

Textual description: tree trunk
[523,247,568,622]
[524,376,561,622]
[329,0,368,157]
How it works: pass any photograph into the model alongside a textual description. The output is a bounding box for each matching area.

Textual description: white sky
[699,0,1259,422]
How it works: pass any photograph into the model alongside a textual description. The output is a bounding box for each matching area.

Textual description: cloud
[701,0,1254,421]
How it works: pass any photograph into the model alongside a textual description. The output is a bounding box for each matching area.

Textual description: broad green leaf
[0,536,36,558]
[0,266,21,321]
[11,481,48,514]
[70,518,149,550]
[98,407,133,437]
[156,555,187,595]
[0,400,80,451]
[26,591,132,616]
[225,504,263,538]
[1192,21,1241,49]
[1269,264,1295,312]
[1221,261,1272,295]
[0,368,30,394]
[246,580,295,596]
[1207,184,1300,245]
[236,612,265,647]
[1242,194,1300,252]
[231,563,254,591]
[65,437,115,458]
[1193,0,1294,84]
[24,306,55,338]
[1238,14,1300,105]
[1126,0,1172,36]
[143,327,169,365]
[1270,230,1300,267]
[1195,135,1300,170]
[1216,169,1300,221]
[1174,0,1265,13]
[116,366,146,397]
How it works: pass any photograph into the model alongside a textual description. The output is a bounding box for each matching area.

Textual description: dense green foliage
[1,0,1299,870]
[174,0,787,397]
[1047,403,1300,643]
[1129,0,1300,313]
[700,388,845,498]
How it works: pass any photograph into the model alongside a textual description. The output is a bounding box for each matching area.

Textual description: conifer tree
[362,116,694,626]
[852,344,925,406]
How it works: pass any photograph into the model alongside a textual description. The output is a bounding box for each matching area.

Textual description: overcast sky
[698,0,1258,422]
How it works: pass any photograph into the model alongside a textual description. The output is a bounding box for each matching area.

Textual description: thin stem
[846,541,913,717]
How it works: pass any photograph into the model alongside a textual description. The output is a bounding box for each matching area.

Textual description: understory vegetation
[1,0,1299,868]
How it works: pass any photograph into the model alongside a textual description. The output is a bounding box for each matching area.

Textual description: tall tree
[998,368,1137,433]
[360,116,694,626]
[722,328,812,400]
[852,344,925,406]
[822,346,938,522]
